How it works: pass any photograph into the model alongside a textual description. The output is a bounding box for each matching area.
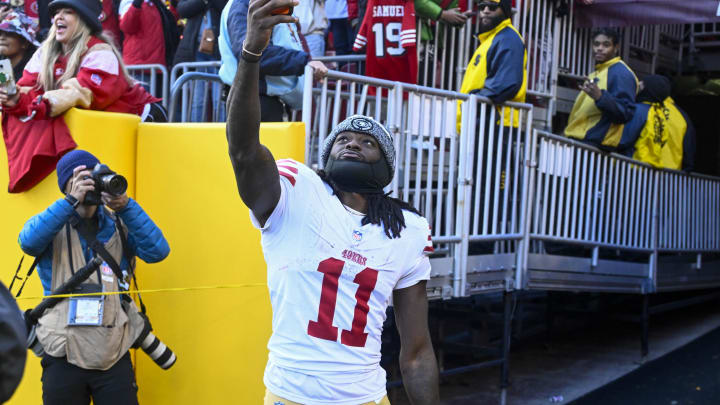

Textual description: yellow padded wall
[133,122,305,404]
[1,108,140,404]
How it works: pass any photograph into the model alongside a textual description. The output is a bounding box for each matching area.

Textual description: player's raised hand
[245,0,299,54]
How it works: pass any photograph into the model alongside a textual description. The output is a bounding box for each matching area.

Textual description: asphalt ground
[569,326,720,405]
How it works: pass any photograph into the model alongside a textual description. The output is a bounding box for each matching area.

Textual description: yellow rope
[16,283,266,301]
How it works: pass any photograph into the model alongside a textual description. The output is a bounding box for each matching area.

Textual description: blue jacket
[18,198,170,296]
[565,57,638,148]
[218,0,310,92]
[457,18,527,129]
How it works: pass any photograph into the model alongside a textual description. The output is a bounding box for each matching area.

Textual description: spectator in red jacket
[100,0,122,46]
[0,0,164,193]
[118,0,179,67]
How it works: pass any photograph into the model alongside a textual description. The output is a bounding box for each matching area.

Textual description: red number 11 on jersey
[307,258,379,347]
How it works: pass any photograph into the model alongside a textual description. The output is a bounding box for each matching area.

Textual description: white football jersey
[250,159,433,404]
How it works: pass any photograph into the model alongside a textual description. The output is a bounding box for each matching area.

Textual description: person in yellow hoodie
[617,75,696,171]
[564,28,638,149]
[457,0,527,130]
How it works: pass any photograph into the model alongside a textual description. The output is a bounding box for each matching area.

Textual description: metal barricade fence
[457,95,534,294]
[303,68,720,296]
[530,131,658,255]
[303,67,534,297]
[127,64,169,108]
[514,0,556,98]
[169,61,223,123]
[658,171,720,252]
[168,72,226,123]
[170,61,222,85]
[313,55,365,76]
[556,4,593,79]
[417,20,463,91]
[302,67,398,167]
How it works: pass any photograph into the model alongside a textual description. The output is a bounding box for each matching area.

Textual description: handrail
[536,130,720,182]
[312,55,365,62]
[170,61,221,87]
[321,69,535,110]
[127,64,169,107]
[168,72,225,122]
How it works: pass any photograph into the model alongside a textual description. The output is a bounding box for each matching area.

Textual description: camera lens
[102,174,128,196]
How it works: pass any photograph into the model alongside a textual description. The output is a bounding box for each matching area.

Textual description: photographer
[18,149,170,405]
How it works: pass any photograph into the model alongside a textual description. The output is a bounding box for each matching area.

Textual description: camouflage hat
[0,11,39,47]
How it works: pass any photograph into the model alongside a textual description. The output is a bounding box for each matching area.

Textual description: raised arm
[225,0,298,226]
[393,281,440,404]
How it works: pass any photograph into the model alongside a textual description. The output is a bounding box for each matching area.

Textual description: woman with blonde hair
[0,0,164,193]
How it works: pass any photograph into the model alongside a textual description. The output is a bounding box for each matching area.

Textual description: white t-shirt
[250,159,433,404]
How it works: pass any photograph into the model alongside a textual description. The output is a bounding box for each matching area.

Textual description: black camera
[83,164,128,206]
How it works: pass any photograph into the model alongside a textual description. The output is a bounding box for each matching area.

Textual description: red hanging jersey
[352,0,417,86]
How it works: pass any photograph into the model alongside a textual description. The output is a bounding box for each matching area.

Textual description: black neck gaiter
[325,157,391,194]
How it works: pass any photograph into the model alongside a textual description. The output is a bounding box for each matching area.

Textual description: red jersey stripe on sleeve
[278,169,297,186]
[277,164,299,174]
[276,159,298,186]
[424,227,434,253]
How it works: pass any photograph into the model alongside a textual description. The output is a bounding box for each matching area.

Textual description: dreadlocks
[317,170,421,239]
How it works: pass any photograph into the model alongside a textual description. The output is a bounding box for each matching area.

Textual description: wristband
[241,41,263,63]
[65,194,80,209]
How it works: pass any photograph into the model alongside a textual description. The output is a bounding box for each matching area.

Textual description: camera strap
[114,217,147,315]
[70,214,130,299]
[9,254,40,298]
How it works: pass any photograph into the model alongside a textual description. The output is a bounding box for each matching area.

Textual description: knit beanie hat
[48,0,102,34]
[56,149,99,192]
[320,115,395,177]
[483,0,513,18]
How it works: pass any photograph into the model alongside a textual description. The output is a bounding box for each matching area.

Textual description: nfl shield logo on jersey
[352,230,363,242]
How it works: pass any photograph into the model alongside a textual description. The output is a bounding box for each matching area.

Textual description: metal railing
[168,62,225,123]
[527,131,720,288]
[127,64,169,108]
[530,131,658,253]
[556,4,593,79]
[660,24,685,42]
[417,20,464,91]
[170,61,222,85]
[303,67,534,296]
[658,171,720,252]
[302,69,720,297]
[514,0,556,98]
[168,72,226,123]
[313,55,365,76]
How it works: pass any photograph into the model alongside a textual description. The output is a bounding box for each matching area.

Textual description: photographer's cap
[56,149,99,192]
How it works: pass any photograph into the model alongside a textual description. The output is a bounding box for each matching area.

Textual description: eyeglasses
[477,2,500,11]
